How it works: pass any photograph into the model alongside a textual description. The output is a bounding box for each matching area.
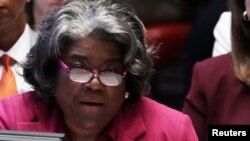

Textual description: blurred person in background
[0,0,36,98]
[27,0,66,30]
[183,0,250,141]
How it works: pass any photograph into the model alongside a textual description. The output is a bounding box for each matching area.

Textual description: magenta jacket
[0,91,197,141]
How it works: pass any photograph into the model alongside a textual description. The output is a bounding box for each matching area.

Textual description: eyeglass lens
[69,69,123,86]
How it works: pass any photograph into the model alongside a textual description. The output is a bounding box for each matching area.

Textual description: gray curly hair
[23,0,157,103]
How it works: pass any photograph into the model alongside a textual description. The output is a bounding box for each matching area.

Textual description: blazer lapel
[109,101,146,141]
[16,96,63,132]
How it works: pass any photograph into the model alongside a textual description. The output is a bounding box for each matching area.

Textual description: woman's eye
[105,68,116,72]
[104,67,123,73]
[71,63,87,69]
[103,63,124,73]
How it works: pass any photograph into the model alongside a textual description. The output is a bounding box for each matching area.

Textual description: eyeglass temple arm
[59,60,70,72]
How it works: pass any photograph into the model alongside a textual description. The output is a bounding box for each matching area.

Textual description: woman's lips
[78,101,105,112]
[79,101,104,106]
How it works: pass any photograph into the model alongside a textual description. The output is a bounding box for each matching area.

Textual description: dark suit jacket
[182,53,250,141]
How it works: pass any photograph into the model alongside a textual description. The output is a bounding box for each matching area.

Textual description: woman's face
[55,38,126,133]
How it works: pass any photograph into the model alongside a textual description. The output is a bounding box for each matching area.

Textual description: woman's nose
[84,72,104,90]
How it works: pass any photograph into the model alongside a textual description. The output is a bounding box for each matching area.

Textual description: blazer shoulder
[196,53,232,69]
[193,53,233,81]
[138,97,198,140]
[140,97,192,126]
[0,92,47,125]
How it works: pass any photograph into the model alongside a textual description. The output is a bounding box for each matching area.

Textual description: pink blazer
[0,92,198,141]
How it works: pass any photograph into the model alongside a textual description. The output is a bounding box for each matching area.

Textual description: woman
[183,0,250,141]
[0,0,198,140]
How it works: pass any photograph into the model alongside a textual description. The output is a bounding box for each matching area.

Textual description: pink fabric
[0,92,198,141]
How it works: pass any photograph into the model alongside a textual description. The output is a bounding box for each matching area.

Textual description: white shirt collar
[0,24,37,63]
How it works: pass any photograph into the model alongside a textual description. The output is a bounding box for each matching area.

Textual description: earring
[125,92,130,99]
[243,11,249,21]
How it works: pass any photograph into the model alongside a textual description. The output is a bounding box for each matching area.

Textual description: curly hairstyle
[23,0,157,103]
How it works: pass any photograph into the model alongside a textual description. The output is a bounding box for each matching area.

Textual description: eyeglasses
[59,60,126,86]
